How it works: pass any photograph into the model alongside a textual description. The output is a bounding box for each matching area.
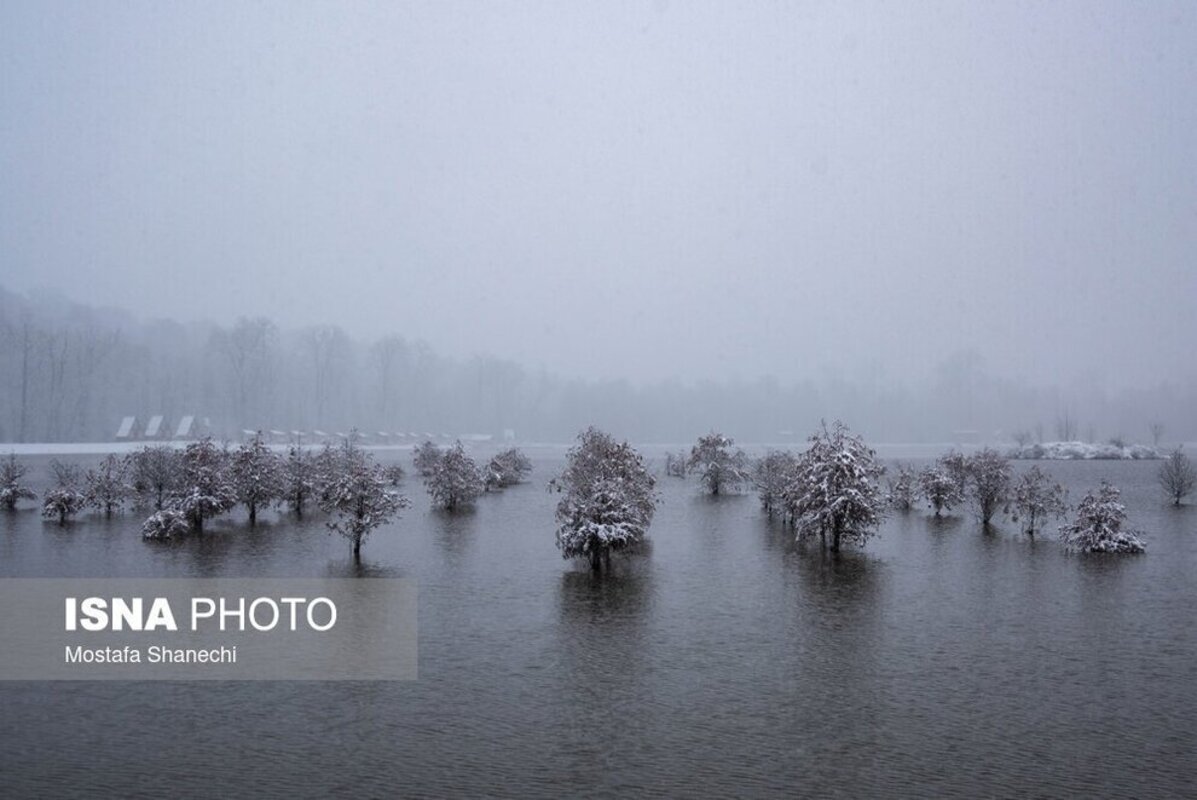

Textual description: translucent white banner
[0,579,417,680]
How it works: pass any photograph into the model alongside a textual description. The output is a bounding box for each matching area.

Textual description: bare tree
[1159,448,1196,506]
[300,325,351,428]
[1055,410,1077,442]
[1149,422,1165,448]
[370,335,410,428]
[211,317,278,428]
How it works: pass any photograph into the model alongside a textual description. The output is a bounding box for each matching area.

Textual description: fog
[1,2,1194,441]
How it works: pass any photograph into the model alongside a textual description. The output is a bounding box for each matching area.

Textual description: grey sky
[2,1,1194,389]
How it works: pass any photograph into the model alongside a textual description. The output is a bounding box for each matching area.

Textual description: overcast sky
[2,1,1194,389]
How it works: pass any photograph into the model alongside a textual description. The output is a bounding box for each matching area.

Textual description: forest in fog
[1,284,1193,445]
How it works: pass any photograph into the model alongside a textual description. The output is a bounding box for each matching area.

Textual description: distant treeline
[0,285,1193,444]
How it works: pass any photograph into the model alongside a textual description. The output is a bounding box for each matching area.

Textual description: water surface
[1,451,1193,797]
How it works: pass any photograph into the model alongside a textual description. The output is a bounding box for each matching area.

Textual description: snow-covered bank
[1007,441,1161,461]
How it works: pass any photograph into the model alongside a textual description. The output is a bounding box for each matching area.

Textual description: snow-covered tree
[939,451,970,496]
[664,451,687,479]
[282,445,317,517]
[1008,465,1068,536]
[1159,447,1195,506]
[83,454,133,516]
[142,508,190,540]
[229,432,283,526]
[42,460,86,525]
[1058,482,1145,553]
[0,453,36,511]
[886,463,918,511]
[426,442,485,511]
[966,448,1012,525]
[412,441,441,477]
[128,445,182,510]
[318,440,410,558]
[551,427,658,571]
[782,421,886,553]
[753,450,797,516]
[687,432,750,495]
[918,466,964,516]
[382,463,406,486]
[484,447,532,490]
[174,438,236,533]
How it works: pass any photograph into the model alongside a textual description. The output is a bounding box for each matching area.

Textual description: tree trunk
[353,536,362,560]
[589,548,602,572]
[249,502,257,527]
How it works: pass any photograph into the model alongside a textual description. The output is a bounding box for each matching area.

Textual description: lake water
[1,449,1194,797]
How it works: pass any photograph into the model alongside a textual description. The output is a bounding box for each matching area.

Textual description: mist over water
[2,1,1195,419]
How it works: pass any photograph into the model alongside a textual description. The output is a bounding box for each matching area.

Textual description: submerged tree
[382,463,406,486]
[83,454,134,516]
[753,450,797,516]
[687,432,750,495]
[318,440,409,558]
[41,460,86,525]
[1008,465,1068,536]
[939,451,970,497]
[886,463,918,511]
[174,438,236,533]
[229,432,284,526]
[426,442,485,511]
[783,421,886,553]
[412,441,441,477]
[1158,447,1196,507]
[918,466,964,516]
[663,451,687,479]
[282,445,317,517]
[1059,482,1145,554]
[966,448,1012,525]
[0,454,36,511]
[484,448,532,490]
[142,508,191,540]
[128,445,182,510]
[551,427,658,572]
